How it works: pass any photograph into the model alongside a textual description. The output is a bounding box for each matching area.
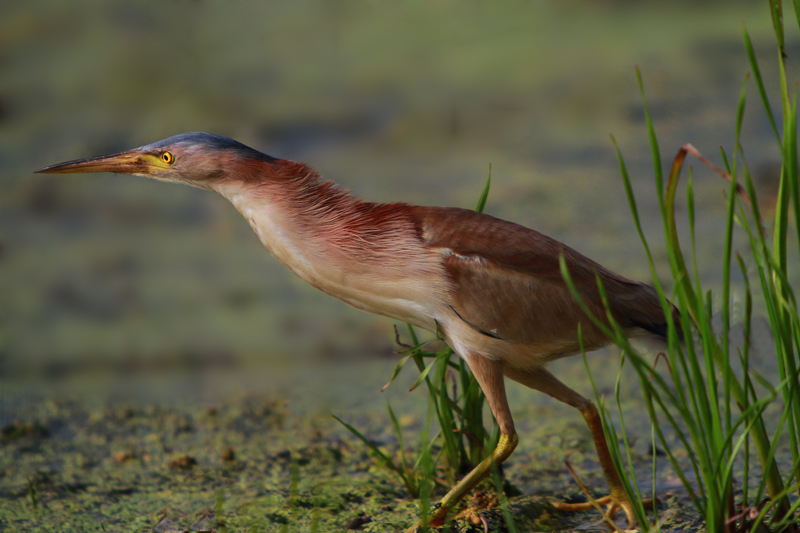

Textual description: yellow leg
[505,366,654,529]
[551,401,654,528]
[406,352,517,532]
[405,432,519,533]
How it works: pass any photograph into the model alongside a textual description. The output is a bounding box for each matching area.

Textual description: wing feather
[410,206,669,348]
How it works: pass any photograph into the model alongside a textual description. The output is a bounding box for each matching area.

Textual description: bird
[37,132,676,530]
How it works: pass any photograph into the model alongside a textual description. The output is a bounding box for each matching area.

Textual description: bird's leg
[504,366,652,529]
[406,353,518,532]
[556,400,644,527]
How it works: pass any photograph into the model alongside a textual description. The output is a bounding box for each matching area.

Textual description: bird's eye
[161,151,174,164]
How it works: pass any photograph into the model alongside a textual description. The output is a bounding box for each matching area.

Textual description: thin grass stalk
[636,67,665,216]
[792,88,800,272]
[782,90,800,492]
[453,361,471,467]
[720,149,744,521]
[459,360,489,466]
[436,352,461,483]
[458,361,473,464]
[768,0,785,61]
[737,253,754,511]
[717,392,782,512]
[650,423,659,526]
[743,27,780,145]
[332,415,412,495]
[491,463,520,533]
[729,81,749,513]
[612,352,649,526]
[388,404,415,495]
[610,136,661,290]
[772,6,795,462]
[417,398,436,533]
[687,173,704,302]
[722,81,749,439]
[792,0,800,35]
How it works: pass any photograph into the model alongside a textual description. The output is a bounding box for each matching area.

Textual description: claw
[552,460,656,530]
[554,494,654,530]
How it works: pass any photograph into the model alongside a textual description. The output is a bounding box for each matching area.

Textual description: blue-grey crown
[144,132,277,162]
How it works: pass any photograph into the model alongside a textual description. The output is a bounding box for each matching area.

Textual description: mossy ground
[0,354,715,533]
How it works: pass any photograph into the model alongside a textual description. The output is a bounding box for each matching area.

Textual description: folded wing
[411,206,671,350]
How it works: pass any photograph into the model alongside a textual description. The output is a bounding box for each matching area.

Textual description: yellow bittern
[38,132,674,530]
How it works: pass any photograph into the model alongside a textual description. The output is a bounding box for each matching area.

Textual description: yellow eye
[161,151,174,164]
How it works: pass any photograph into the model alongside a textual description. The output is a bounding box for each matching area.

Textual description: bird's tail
[631,304,686,345]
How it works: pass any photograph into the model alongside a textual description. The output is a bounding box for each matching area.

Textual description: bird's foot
[553,493,657,530]
[405,433,519,532]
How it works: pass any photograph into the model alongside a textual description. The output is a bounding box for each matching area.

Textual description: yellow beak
[36,149,149,175]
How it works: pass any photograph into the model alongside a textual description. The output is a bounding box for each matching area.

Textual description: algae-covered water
[1,0,797,531]
[2,356,714,532]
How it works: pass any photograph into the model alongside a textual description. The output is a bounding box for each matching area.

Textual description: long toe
[553,494,656,530]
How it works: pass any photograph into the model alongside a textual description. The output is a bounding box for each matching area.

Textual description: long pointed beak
[35,149,149,175]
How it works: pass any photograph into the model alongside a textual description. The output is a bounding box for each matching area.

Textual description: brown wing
[410,206,669,348]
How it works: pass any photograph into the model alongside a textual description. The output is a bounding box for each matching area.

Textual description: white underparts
[215,182,448,332]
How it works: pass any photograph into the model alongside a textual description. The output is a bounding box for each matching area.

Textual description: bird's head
[36,132,278,189]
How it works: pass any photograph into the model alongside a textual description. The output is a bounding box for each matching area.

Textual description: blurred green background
[0,0,791,390]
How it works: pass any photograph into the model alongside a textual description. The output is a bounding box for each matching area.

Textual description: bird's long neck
[213,159,447,328]
[215,160,412,273]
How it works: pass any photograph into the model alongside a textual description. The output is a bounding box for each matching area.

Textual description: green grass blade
[743,27,780,144]
[687,172,702,297]
[382,354,416,391]
[768,0,785,55]
[491,463,519,533]
[435,353,463,477]
[611,136,665,296]
[388,404,413,490]
[722,138,742,440]
[636,67,664,212]
[409,355,443,392]
[332,415,403,477]
[475,165,492,213]
[735,73,750,158]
